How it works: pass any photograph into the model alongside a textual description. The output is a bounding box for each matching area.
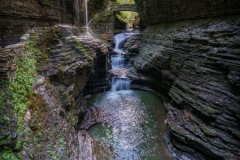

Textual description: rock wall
[132,15,240,160]
[135,0,240,27]
[89,12,128,41]
[0,26,109,159]
[114,15,128,30]
[89,11,115,41]
[88,0,113,20]
[83,50,111,95]
[0,0,85,48]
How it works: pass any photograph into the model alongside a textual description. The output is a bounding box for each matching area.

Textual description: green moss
[0,40,39,159]
[115,0,135,4]
[106,10,113,17]
[92,14,102,27]
[66,94,71,104]
[200,124,218,136]
[72,37,93,63]
[115,11,138,28]
[116,13,126,23]
[58,65,66,73]
[89,28,108,45]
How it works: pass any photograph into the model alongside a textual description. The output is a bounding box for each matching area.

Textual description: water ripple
[88,91,169,160]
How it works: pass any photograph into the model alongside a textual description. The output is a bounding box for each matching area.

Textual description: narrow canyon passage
[85,33,173,160]
[1,0,240,159]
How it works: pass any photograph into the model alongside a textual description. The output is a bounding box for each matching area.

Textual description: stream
[86,33,171,160]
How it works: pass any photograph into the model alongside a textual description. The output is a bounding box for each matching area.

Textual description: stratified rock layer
[133,15,240,160]
[124,33,142,53]
[0,0,85,48]
[0,25,109,160]
[135,0,240,27]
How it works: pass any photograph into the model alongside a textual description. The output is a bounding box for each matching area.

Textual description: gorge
[0,0,240,160]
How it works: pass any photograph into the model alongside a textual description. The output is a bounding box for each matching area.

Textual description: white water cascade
[111,33,133,93]
[111,78,131,92]
[85,0,90,34]
[85,0,88,25]
[114,33,132,52]
[111,54,125,69]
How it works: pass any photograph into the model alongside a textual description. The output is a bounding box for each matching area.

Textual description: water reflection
[87,90,172,160]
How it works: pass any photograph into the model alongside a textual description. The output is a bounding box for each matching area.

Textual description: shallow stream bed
[87,90,172,160]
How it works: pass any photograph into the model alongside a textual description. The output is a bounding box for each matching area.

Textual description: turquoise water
[87,90,170,160]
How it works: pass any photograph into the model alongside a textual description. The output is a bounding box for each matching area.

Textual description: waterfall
[74,0,87,27]
[75,0,80,25]
[111,78,131,92]
[111,54,125,69]
[110,33,132,93]
[85,0,88,26]
[85,0,90,34]
[114,33,132,52]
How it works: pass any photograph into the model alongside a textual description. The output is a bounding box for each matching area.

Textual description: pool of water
[87,90,172,160]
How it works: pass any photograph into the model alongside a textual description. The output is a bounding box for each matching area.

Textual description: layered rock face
[89,10,115,41]
[135,0,240,27]
[88,0,113,20]
[133,15,240,160]
[83,50,111,95]
[0,26,108,159]
[124,33,142,53]
[0,0,85,48]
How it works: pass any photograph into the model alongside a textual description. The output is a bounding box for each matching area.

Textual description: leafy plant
[0,40,39,159]
[116,0,121,4]
[115,0,135,4]
[106,9,113,17]
[116,11,138,28]
[1,147,17,160]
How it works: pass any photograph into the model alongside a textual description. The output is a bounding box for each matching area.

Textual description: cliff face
[135,0,240,27]
[88,0,113,20]
[0,0,112,158]
[131,1,240,159]
[0,26,108,159]
[0,0,86,48]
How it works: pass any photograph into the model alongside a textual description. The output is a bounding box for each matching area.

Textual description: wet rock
[0,126,10,141]
[109,68,130,79]
[77,103,111,130]
[82,36,111,95]
[108,67,148,83]
[1,25,109,159]
[114,16,128,30]
[133,15,240,160]
[135,0,240,27]
[123,33,142,53]
[133,15,141,29]
[0,0,84,48]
